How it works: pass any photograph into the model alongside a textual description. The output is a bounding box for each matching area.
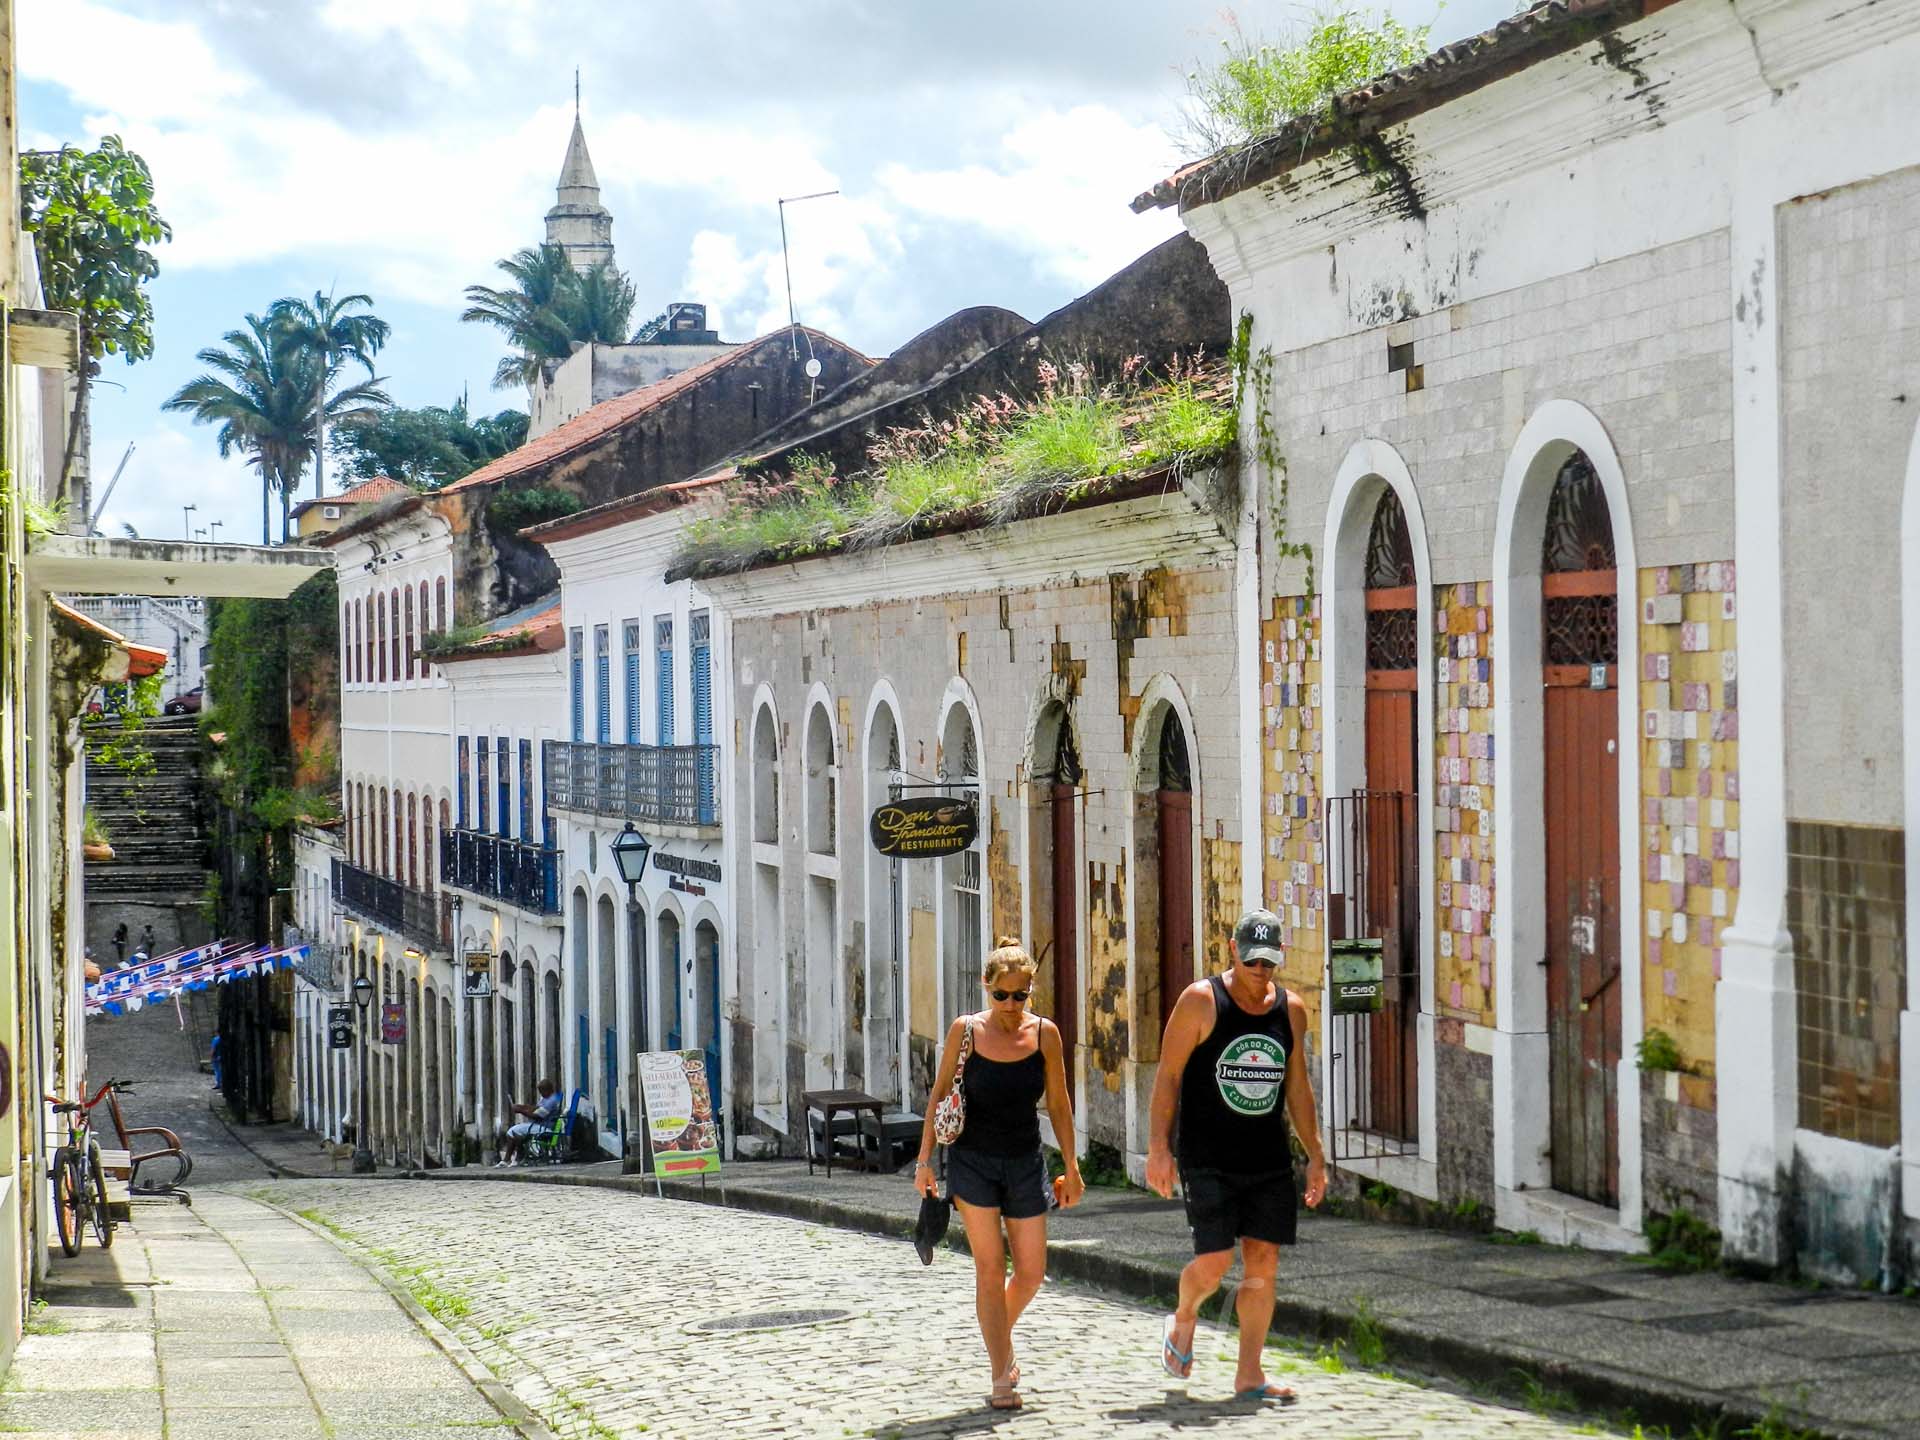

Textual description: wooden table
[802,1089,886,1177]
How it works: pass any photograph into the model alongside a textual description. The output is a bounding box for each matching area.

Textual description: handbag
[913,1185,951,1266]
[932,1018,974,1146]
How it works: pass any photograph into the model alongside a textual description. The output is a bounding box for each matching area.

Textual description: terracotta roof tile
[441,326,869,495]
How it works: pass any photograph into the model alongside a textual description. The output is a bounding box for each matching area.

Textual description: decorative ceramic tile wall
[1434,582,1496,1027]
[1260,594,1326,1023]
[1637,561,1738,1078]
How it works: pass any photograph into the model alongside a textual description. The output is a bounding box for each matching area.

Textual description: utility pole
[777,190,840,360]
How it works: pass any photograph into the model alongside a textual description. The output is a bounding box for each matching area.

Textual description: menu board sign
[637,1050,721,1176]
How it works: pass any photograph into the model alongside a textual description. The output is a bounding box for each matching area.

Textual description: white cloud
[92,424,279,547]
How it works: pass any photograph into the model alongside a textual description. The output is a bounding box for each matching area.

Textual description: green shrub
[486,485,581,534]
[1636,1026,1685,1072]
[1644,1208,1721,1272]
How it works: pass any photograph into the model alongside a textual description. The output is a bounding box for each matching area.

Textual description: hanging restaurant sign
[868,795,978,859]
[463,950,494,999]
[1329,938,1384,1015]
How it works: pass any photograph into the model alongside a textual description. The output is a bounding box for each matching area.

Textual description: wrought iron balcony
[543,741,719,827]
[440,828,561,915]
[330,858,448,949]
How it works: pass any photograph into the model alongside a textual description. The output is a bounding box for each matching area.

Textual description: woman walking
[914,938,1084,1411]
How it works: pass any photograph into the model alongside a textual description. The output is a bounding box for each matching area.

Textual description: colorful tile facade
[1434,582,1497,1026]
[1638,561,1738,1077]
[1259,594,1327,1026]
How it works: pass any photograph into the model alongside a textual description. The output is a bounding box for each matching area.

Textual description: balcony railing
[331,858,449,949]
[440,828,561,915]
[543,741,719,826]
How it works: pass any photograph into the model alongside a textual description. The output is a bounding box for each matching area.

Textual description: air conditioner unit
[323,505,342,520]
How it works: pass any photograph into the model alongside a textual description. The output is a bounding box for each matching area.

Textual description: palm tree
[269,290,391,500]
[462,244,636,390]
[164,315,390,543]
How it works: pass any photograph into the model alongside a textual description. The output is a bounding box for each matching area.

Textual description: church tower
[545,116,615,273]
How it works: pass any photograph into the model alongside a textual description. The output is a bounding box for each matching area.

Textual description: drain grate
[691,1308,853,1334]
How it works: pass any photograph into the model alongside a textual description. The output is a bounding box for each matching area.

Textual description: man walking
[1147,908,1326,1403]
[112,922,128,967]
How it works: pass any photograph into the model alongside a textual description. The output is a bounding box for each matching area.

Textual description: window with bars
[497,736,511,838]
[623,620,641,744]
[477,735,491,833]
[594,624,611,744]
[568,628,584,742]
[457,737,470,827]
[691,610,714,819]
[655,615,675,745]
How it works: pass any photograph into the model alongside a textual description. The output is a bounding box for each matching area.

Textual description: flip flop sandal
[1161,1315,1194,1379]
[988,1377,1023,1411]
[1233,1382,1298,1404]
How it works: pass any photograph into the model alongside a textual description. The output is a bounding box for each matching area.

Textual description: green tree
[331,393,528,488]
[18,135,172,492]
[163,315,389,544]
[1179,7,1434,158]
[461,243,637,390]
[268,290,391,501]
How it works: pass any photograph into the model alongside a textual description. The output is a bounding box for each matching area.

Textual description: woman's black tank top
[954,1024,1045,1156]
[1176,974,1296,1175]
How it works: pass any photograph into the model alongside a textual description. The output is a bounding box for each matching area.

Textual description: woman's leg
[954,1198,1013,1381]
[1002,1213,1047,1329]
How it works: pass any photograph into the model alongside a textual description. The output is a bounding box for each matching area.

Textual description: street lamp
[182,502,196,538]
[351,974,376,1173]
[610,826,651,1163]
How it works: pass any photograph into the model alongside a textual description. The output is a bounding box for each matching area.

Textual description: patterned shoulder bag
[932,1018,974,1146]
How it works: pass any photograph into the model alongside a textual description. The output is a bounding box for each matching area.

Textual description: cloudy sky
[19,0,1510,545]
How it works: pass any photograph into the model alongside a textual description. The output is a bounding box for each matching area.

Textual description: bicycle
[46,1079,133,1257]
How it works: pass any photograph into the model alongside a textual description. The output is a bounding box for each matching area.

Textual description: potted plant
[82,808,114,862]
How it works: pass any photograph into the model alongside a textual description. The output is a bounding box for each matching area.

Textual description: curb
[259,1197,557,1440]
[399,1164,1864,1440]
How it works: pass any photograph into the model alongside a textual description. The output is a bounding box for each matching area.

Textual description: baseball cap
[1233,909,1284,964]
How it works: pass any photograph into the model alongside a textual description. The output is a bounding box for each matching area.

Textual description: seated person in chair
[496,1079,563,1167]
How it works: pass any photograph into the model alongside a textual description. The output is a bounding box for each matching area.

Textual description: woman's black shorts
[948,1146,1050,1219]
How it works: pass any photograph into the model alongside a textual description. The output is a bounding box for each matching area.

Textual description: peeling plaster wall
[727,554,1239,1156]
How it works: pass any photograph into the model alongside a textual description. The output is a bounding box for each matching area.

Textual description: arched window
[342,600,353,684]
[404,585,415,682]
[393,787,405,882]
[407,793,418,890]
[363,597,374,682]
[377,594,388,684]
[418,580,432,677]
[1365,488,1419,673]
[941,703,983,1027]
[1542,453,1618,664]
[390,586,402,681]
[379,788,390,874]
[435,576,447,632]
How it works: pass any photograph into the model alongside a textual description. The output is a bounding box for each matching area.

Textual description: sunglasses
[1239,955,1279,971]
[990,988,1031,1003]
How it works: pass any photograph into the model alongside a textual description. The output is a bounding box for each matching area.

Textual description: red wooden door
[1363,682,1418,1141]
[1543,654,1622,1206]
[1157,789,1194,1034]
[1051,783,1078,1086]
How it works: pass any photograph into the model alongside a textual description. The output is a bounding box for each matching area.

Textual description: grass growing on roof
[680,354,1233,574]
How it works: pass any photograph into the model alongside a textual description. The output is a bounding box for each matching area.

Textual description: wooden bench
[99,1087,193,1192]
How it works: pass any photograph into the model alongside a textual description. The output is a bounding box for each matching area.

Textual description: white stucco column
[1715,172,1797,1268]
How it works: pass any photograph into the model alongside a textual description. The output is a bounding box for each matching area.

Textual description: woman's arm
[913,1015,970,1195]
[1040,1020,1085,1206]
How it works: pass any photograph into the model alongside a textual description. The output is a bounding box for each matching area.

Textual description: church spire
[545,106,614,274]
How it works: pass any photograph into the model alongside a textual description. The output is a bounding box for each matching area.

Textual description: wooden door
[1051,782,1078,1085]
[1157,788,1194,1034]
[1543,656,1622,1206]
[1363,682,1418,1141]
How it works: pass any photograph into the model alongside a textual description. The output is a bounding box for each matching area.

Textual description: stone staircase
[84,715,209,899]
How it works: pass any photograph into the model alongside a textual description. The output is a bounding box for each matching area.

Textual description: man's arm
[1145,982,1213,1197]
[1284,991,1326,1208]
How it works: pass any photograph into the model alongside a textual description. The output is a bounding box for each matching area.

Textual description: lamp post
[610,826,651,1161]
[182,502,196,538]
[351,974,376,1172]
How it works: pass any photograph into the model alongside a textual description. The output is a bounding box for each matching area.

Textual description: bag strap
[953,1017,975,1084]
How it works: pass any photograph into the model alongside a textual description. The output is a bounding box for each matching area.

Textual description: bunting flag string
[85,943,308,1018]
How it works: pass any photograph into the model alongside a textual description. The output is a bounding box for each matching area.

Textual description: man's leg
[1232,1239,1281,1393]
[1170,1248,1235,1369]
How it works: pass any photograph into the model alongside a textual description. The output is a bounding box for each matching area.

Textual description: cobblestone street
[258,1179,1614,1439]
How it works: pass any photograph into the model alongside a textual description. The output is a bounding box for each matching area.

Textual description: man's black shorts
[1180,1166,1297,1253]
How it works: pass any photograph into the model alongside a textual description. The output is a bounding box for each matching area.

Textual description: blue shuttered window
[691,609,714,822]
[623,620,641,744]
[655,615,674,745]
[496,736,511,838]
[476,735,490,833]
[568,628,584,742]
[594,624,611,744]
[519,739,534,840]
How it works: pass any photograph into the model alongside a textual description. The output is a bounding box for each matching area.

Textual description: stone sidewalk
[0,1190,546,1440]
[226,1121,1920,1439]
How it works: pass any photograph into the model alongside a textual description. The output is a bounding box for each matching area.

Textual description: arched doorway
[803,700,840,1088]
[422,981,441,1159]
[1150,710,1195,1036]
[1539,452,1622,1207]
[438,993,454,1163]
[940,702,984,1029]
[659,911,684,1051]
[693,919,722,1107]
[626,895,650,1077]
[750,701,784,1111]
[570,886,590,1098]
[1030,704,1080,1087]
[595,893,618,1134]
[542,969,563,1095]
[866,698,906,1104]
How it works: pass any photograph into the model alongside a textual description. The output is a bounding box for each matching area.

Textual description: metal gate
[1325,789,1419,1160]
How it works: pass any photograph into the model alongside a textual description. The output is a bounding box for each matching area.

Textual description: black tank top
[1177,975,1296,1175]
[954,1024,1045,1156]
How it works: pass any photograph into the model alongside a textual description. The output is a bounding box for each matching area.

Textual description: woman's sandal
[988,1373,1023,1411]
[1232,1381,1298,1404]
